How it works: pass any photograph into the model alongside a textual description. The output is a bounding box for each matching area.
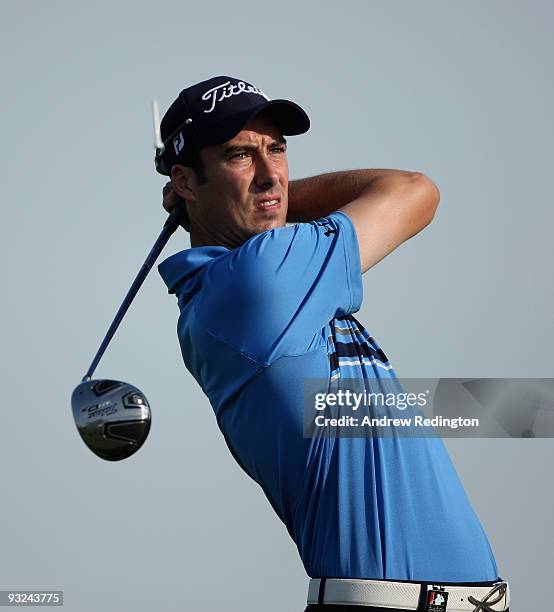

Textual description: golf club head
[71,379,151,461]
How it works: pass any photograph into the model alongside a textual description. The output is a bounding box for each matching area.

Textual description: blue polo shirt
[158,211,499,582]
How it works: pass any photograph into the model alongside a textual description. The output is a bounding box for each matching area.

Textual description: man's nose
[254,154,279,190]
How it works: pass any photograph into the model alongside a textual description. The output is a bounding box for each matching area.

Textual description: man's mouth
[256,198,280,211]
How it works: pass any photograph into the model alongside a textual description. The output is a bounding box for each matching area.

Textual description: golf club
[71,100,182,461]
[71,206,183,460]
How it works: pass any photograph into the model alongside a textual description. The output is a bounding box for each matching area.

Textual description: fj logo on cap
[426,588,449,612]
[201,80,269,113]
[173,131,185,156]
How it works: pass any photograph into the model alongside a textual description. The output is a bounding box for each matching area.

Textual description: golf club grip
[82,208,183,381]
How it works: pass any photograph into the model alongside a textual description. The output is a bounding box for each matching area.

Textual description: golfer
[157,76,510,612]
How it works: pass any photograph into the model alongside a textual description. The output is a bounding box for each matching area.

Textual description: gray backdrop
[1,0,552,610]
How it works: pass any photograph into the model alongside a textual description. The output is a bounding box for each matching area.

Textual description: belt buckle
[426,585,449,612]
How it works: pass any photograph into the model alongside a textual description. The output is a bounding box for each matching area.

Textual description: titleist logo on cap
[201,80,269,113]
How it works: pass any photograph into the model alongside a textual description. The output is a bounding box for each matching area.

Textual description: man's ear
[171,164,198,203]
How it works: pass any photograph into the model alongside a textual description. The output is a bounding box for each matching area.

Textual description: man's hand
[162,181,190,232]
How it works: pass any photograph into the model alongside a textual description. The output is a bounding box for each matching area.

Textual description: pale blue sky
[1,1,553,610]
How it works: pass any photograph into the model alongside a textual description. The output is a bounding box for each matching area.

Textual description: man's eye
[271,146,286,154]
[231,151,249,160]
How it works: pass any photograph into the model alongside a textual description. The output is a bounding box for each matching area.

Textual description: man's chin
[256,219,286,234]
[247,218,286,236]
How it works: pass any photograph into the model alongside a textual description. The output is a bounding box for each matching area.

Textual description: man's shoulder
[210,214,350,275]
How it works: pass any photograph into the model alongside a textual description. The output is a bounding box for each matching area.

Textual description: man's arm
[288,169,417,222]
[288,169,440,273]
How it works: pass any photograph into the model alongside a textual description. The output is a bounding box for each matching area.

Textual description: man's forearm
[287,169,419,223]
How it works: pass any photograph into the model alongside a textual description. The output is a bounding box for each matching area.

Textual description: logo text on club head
[86,401,117,419]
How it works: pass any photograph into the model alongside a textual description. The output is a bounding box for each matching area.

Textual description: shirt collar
[158,245,229,299]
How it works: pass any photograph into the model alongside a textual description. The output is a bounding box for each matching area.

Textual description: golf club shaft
[82,208,183,382]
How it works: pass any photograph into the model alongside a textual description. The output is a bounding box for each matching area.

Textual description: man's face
[181,115,289,248]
